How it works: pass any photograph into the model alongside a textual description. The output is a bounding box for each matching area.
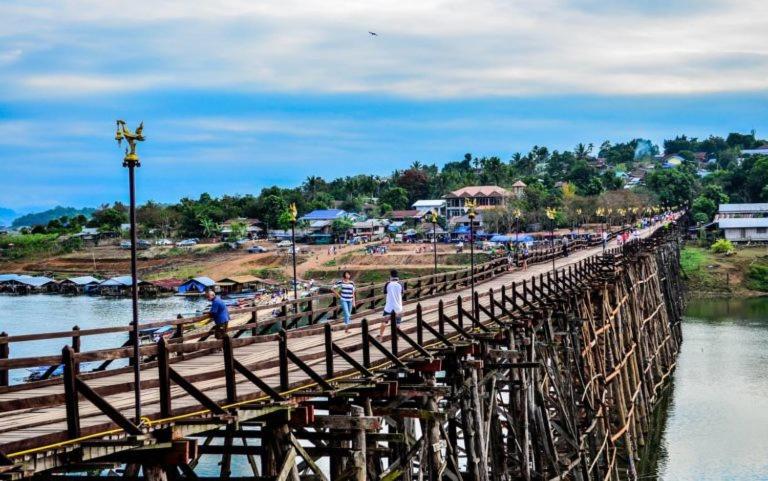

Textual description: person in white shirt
[379,269,403,338]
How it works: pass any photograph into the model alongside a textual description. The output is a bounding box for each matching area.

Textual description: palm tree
[410,161,423,171]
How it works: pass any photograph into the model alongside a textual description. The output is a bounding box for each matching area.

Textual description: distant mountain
[0,207,15,227]
[11,206,95,227]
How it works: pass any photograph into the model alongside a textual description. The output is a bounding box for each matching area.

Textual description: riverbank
[681,244,768,298]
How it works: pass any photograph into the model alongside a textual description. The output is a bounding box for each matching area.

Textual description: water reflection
[644,296,768,480]
[0,294,206,383]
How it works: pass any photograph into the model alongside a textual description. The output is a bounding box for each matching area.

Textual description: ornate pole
[546,207,557,276]
[513,208,521,267]
[430,209,439,275]
[288,203,299,313]
[466,199,477,312]
[115,120,145,423]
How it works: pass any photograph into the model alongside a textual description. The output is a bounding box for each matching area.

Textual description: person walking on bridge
[335,270,356,334]
[206,289,230,339]
[379,269,403,339]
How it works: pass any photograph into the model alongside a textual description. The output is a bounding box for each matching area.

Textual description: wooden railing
[0,219,684,457]
[0,227,632,387]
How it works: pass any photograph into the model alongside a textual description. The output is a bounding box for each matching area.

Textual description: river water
[3,294,768,477]
[643,296,768,480]
[0,294,206,383]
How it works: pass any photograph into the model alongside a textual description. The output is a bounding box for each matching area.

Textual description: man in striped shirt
[335,270,355,334]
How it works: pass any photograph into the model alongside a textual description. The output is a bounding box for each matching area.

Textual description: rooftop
[718,203,768,213]
[300,209,348,221]
[718,218,768,228]
[444,185,512,198]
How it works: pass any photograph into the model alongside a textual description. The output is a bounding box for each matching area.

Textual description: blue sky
[1,0,767,212]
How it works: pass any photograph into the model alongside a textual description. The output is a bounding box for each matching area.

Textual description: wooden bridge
[0,219,685,481]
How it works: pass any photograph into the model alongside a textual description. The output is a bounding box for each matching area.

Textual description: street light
[465,199,477,312]
[430,209,439,275]
[575,208,582,236]
[288,203,299,313]
[546,207,557,276]
[115,120,145,423]
[512,208,522,267]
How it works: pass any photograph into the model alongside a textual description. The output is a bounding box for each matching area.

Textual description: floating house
[98,276,152,297]
[0,275,58,294]
[217,275,279,295]
[150,278,185,294]
[59,276,102,294]
[177,277,217,295]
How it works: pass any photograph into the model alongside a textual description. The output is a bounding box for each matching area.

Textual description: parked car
[276,240,293,248]
[176,239,198,247]
[120,240,150,250]
[155,238,173,246]
[247,245,268,253]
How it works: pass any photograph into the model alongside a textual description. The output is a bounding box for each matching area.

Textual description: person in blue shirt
[206,289,230,339]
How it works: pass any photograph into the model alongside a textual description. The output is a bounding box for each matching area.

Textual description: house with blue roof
[60,276,102,294]
[0,275,58,294]
[299,209,349,221]
[98,276,152,297]
[178,276,217,295]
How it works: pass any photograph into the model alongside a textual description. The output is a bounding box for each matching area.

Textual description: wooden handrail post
[438,300,445,336]
[157,337,171,418]
[488,288,495,318]
[361,319,371,368]
[390,311,398,357]
[0,332,9,387]
[278,330,289,391]
[222,334,237,404]
[500,285,507,312]
[324,323,334,378]
[416,304,424,346]
[473,291,480,326]
[62,345,81,438]
[72,325,81,375]
[251,310,258,336]
[457,296,464,330]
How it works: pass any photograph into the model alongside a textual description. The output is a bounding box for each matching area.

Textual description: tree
[644,169,696,207]
[229,221,247,240]
[199,217,220,238]
[380,187,410,210]
[331,218,353,242]
[691,196,717,221]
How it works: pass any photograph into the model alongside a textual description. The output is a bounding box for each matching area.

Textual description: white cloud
[1,0,768,98]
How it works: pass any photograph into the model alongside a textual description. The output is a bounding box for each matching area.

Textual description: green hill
[12,206,95,227]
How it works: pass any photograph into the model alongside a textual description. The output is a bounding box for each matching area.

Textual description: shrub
[746,264,768,292]
[710,239,734,254]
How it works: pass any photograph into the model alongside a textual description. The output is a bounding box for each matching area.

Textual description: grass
[249,267,287,282]
[680,246,726,292]
[144,266,204,281]
[0,234,81,260]
[681,244,768,295]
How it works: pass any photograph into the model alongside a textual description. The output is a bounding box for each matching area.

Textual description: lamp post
[288,203,299,313]
[115,120,145,423]
[575,208,582,236]
[512,208,522,267]
[465,199,477,311]
[430,209,439,275]
[546,207,557,276]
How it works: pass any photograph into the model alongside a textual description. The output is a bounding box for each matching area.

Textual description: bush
[710,239,734,254]
[746,264,768,292]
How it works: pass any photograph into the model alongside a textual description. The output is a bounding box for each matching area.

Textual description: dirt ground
[0,239,474,284]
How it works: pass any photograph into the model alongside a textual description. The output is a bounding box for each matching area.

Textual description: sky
[1,0,768,213]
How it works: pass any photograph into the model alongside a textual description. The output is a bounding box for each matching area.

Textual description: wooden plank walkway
[0,224,666,462]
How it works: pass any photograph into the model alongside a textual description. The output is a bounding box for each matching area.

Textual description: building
[0,275,58,294]
[178,277,217,295]
[217,276,280,295]
[412,200,447,218]
[716,203,768,219]
[221,218,262,239]
[387,210,422,222]
[718,218,768,242]
[740,148,768,156]
[510,180,527,198]
[443,185,512,220]
[149,278,185,294]
[59,276,102,294]
[98,276,153,296]
[300,209,349,222]
[350,219,389,239]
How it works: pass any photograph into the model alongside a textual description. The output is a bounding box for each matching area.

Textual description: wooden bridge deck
[0,222,672,474]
